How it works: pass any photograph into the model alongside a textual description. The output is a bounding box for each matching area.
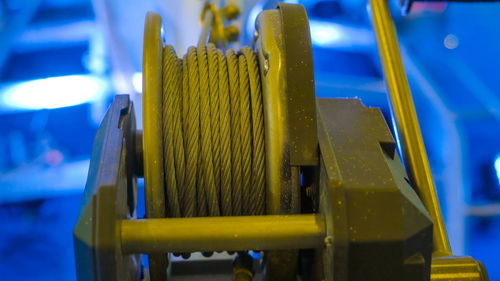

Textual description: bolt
[324,236,333,247]
[224,26,240,42]
[305,186,313,197]
[253,30,259,41]
[222,4,240,20]
[263,57,270,75]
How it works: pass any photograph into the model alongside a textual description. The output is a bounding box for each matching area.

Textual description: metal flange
[255,3,316,280]
[142,12,168,281]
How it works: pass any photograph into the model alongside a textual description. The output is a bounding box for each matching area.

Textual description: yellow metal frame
[368,0,451,255]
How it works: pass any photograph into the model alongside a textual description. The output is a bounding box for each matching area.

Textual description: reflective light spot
[391,117,404,163]
[250,251,261,259]
[444,34,459,50]
[310,21,342,46]
[494,154,500,186]
[309,20,374,49]
[246,2,263,40]
[1,75,106,110]
[132,72,143,93]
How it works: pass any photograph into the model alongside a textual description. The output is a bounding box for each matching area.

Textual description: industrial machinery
[74,1,490,280]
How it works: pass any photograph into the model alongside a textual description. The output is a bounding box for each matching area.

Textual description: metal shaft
[121,214,325,254]
[198,0,221,46]
[369,0,451,255]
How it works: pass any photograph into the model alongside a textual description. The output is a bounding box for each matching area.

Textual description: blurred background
[0,0,499,280]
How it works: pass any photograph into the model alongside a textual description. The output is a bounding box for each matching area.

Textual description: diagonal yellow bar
[369,0,451,255]
[121,214,325,254]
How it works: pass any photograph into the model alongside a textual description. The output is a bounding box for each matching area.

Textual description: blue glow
[132,72,142,93]
[391,116,404,163]
[310,21,342,46]
[495,155,500,186]
[246,2,263,40]
[309,20,374,49]
[250,251,261,260]
[1,75,106,110]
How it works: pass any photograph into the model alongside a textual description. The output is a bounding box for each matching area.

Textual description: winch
[74,2,489,281]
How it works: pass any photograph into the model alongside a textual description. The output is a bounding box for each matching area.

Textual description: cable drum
[161,43,266,218]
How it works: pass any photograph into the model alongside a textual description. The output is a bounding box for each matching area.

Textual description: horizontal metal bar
[121,214,325,254]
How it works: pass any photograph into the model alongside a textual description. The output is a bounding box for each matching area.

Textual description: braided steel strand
[226,49,242,216]
[181,54,196,217]
[237,54,252,215]
[197,45,220,216]
[186,47,204,217]
[217,48,233,216]
[162,46,181,217]
[207,44,222,203]
[173,56,188,215]
[241,47,266,215]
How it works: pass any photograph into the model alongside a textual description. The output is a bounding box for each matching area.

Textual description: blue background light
[309,20,374,49]
[494,155,500,186]
[132,72,142,93]
[1,75,107,110]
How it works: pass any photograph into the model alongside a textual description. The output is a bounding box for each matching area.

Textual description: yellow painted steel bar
[369,0,451,255]
[121,214,325,254]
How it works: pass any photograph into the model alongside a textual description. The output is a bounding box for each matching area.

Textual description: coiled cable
[162,43,266,218]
